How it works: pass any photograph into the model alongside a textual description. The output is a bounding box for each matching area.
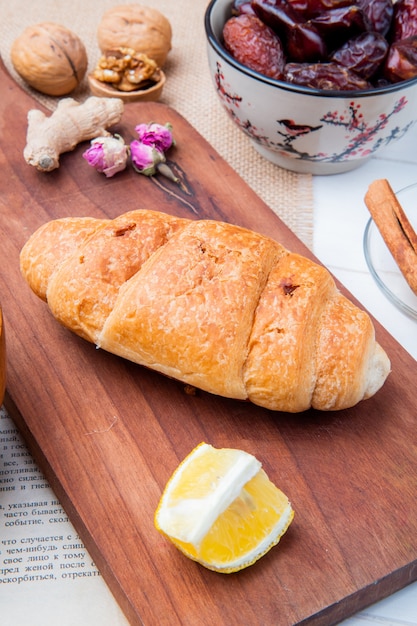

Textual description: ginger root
[23,96,124,172]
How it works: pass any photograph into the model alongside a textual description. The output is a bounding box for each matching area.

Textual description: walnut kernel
[93,48,161,92]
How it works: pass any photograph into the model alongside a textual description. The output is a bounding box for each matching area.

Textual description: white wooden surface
[314,129,417,625]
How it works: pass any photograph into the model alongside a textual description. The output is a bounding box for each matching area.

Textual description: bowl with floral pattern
[204,0,417,175]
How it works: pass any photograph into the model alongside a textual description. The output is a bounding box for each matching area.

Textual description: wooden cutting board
[1,57,417,625]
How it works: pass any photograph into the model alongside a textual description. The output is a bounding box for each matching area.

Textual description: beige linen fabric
[0,0,313,247]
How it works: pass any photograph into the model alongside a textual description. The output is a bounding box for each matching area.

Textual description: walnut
[92,48,161,92]
[97,4,172,68]
[11,22,88,96]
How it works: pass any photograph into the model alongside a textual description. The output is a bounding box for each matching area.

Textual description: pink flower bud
[134,122,174,153]
[83,135,128,177]
[130,140,165,176]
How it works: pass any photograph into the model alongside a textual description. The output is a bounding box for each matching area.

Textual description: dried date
[251,0,327,61]
[330,31,389,79]
[231,0,256,15]
[284,61,371,89]
[221,0,417,91]
[285,0,353,18]
[390,0,417,42]
[384,35,417,82]
[223,14,285,79]
[357,0,393,36]
[310,4,370,53]
[285,22,328,61]
[311,5,368,36]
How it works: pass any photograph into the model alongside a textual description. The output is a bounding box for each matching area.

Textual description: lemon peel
[155,442,294,573]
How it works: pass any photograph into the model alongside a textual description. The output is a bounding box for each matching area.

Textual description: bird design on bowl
[277,119,323,146]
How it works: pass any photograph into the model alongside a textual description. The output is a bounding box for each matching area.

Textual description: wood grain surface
[1,57,417,625]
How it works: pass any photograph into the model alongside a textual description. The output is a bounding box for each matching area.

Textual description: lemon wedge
[154,442,294,573]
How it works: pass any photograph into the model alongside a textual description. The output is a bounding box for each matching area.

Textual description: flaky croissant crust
[20,209,390,412]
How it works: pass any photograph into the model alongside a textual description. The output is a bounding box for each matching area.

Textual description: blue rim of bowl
[204,0,417,99]
[363,188,417,321]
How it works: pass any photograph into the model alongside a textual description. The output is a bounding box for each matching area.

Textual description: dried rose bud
[82,134,128,177]
[130,140,165,176]
[134,122,174,152]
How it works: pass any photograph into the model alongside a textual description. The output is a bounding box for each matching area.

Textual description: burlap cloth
[0,0,314,248]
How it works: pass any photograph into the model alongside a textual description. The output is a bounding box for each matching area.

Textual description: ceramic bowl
[204,0,417,175]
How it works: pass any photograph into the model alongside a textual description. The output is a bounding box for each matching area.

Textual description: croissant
[20,209,390,412]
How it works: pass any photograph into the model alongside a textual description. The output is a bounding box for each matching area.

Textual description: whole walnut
[97,4,172,67]
[11,23,88,96]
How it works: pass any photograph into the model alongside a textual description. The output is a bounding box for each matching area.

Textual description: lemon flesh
[155,443,294,573]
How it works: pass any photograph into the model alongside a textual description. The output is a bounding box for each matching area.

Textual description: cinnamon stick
[364,179,417,295]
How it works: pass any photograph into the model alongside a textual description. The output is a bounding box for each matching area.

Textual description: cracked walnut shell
[97,4,172,68]
[11,22,87,96]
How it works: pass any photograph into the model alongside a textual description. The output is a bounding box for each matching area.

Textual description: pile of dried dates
[222,0,417,90]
